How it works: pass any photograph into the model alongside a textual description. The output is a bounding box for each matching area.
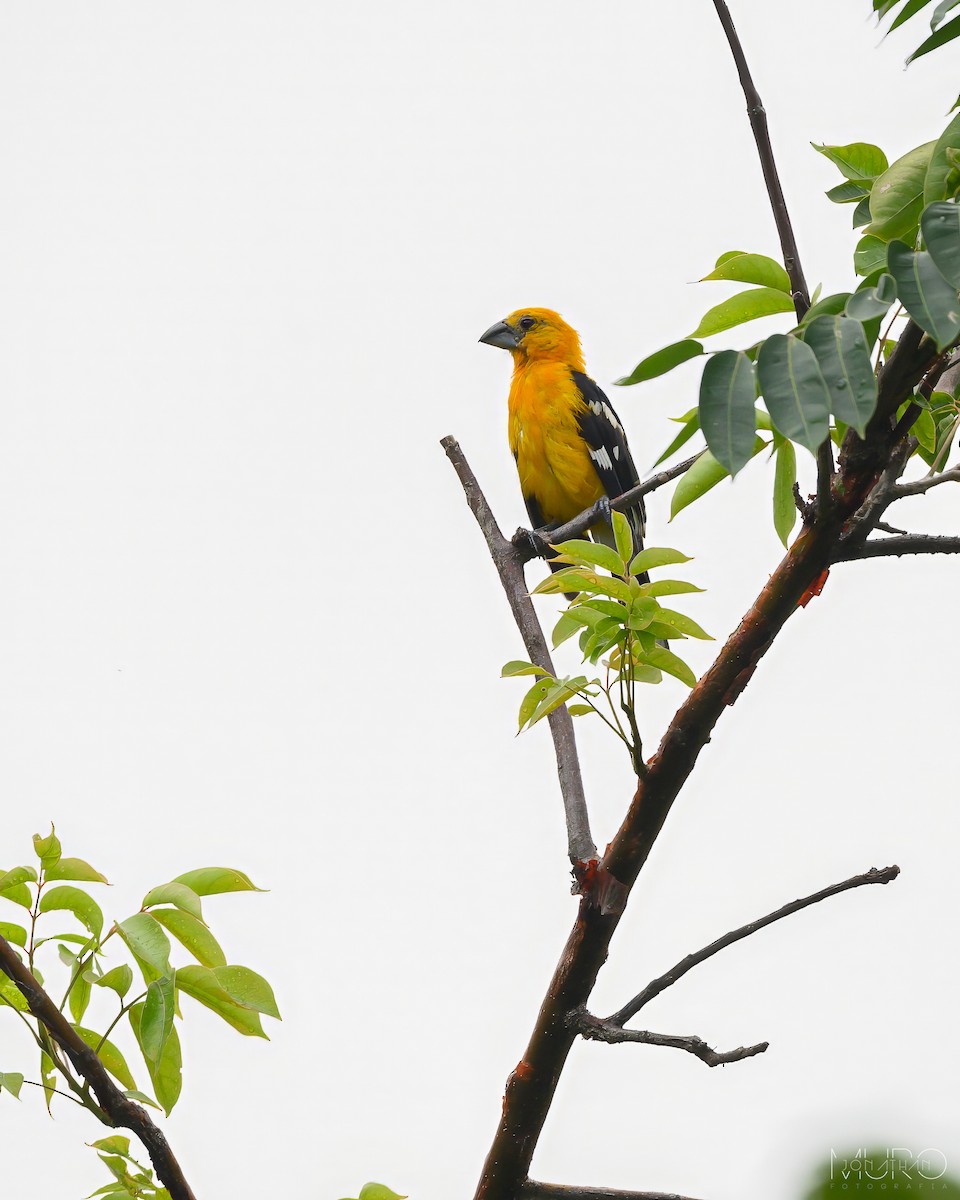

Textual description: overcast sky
[0,3,957,1198]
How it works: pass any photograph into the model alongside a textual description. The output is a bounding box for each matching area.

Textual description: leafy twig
[0,933,197,1200]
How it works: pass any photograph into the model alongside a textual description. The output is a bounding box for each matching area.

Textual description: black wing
[571,370,646,553]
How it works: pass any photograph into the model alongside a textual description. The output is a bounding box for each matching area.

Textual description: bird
[479,307,647,581]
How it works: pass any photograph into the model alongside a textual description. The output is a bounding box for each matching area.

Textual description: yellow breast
[508,363,605,525]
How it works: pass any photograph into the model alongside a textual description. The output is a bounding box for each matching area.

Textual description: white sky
[0,3,957,1198]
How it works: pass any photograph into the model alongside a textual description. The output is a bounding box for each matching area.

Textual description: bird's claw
[595,496,613,526]
[513,526,551,560]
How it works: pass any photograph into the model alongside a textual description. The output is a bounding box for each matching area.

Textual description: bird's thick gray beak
[479,320,519,350]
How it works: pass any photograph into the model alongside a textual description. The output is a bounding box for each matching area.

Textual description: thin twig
[577,1011,768,1068]
[606,865,899,1027]
[523,1182,704,1200]
[890,467,960,498]
[512,453,702,564]
[442,436,597,865]
[835,534,960,562]
[710,0,809,315]
[0,934,196,1200]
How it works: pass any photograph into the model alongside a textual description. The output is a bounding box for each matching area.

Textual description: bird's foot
[512,526,551,560]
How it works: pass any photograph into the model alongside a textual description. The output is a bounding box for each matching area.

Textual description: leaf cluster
[0,826,279,1191]
[873,0,960,65]
[616,113,960,546]
[503,514,709,775]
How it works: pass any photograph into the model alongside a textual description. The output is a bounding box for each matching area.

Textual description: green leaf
[701,252,791,292]
[640,579,705,597]
[654,412,702,466]
[852,197,873,228]
[800,293,852,324]
[813,142,888,181]
[33,826,62,871]
[889,0,931,30]
[867,142,936,241]
[38,885,104,940]
[826,180,871,204]
[887,240,960,348]
[670,449,728,518]
[358,1186,407,1200]
[922,201,960,287]
[95,964,134,999]
[0,1071,24,1099]
[627,547,692,575]
[0,866,38,893]
[802,316,879,436]
[653,610,713,640]
[73,1026,137,1090]
[689,288,795,338]
[907,11,960,61]
[0,975,29,1012]
[854,235,889,277]
[757,334,832,454]
[0,922,27,947]
[172,867,263,897]
[140,976,176,1063]
[501,660,551,678]
[913,405,938,451]
[175,965,267,1038]
[566,704,594,717]
[46,858,108,884]
[844,273,898,320]
[637,644,697,688]
[615,339,703,386]
[0,879,32,910]
[89,1136,133,1157]
[773,439,798,546]
[698,349,758,476]
[152,908,226,968]
[116,914,171,980]
[129,1002,182,1116]
[70,962,93,1024]
[141,883,203,922]
[925,113,960,204]
[933,0,960,29]
[547,539,624,574]
[524,677,591,729]
[611,511,633,564]
[212,965,281,1020]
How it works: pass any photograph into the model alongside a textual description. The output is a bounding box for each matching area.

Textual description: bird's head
[479,308,585,369]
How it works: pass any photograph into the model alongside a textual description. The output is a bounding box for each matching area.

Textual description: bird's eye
[519,316,536,331]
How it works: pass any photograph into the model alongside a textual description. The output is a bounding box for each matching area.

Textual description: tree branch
[511,454,702,565]
[523,1183,704,1200]
[441,436,597,866]
[834,534,960,562]
[890,466,960,498]
[469,313,931,1199]
[606,864,898,1027]
[0,934,196,1200]
[709,0,809,316]
[576,1011,768,1068]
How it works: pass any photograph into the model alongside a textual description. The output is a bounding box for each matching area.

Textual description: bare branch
[512,453,702,564]
[523,1183,704,1200]
[835,534,960,562]
[709,0,809,314]
[577,1011,768,1068]
[0,934,196,1200]
[607,865,898,1028]
[890,467,960,498]
[441,436,597,865]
